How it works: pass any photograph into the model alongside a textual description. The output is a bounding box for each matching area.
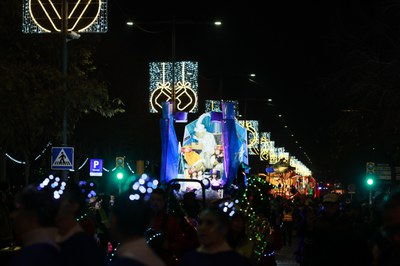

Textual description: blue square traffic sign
[51,147,74,170]
[90,159,103,176]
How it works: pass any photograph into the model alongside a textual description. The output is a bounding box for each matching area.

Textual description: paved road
[275,235,300,266]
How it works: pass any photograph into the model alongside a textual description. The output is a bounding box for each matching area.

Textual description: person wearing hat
[299,193,369,266]
[321,193,340,219]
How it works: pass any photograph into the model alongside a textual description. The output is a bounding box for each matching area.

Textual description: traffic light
[116,169,124,180]
[114,166,125,195]
[366,175,375,205]
[116,156,125,168]
[366,162,375,174]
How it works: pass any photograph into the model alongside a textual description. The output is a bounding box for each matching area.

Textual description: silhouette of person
[180,206,252,266]
[9,185,61,266]
[56,181,106,266]
[300,193,368,266]
[59,152,66,165]
[371,187,400,266]
[149,188,198,266]
[110,190,165,266]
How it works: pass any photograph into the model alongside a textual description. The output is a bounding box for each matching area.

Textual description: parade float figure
[181,113,222,199]
[190,113,217,170]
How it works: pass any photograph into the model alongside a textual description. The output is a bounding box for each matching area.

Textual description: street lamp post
[171,18,176,114]
[367,177,374,204]
[61,0,68,180]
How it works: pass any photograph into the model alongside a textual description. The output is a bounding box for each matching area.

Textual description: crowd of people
[0,178,399,266]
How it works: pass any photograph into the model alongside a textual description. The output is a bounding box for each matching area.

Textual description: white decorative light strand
[126,162,135,174]
[34,141,52,160]
[7,141,53,164]
[77,158,89,170]
[5,153,26,165]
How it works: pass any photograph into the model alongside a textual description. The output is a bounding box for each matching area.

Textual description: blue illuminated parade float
[160,100,248,201]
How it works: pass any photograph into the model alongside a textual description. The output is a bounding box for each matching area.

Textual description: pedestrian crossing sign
[51,147,74,170]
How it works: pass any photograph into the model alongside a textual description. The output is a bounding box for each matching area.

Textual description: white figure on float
[192,113,217,169]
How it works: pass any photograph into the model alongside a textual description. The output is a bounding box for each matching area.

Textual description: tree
[313,1,400,182]
[0,0,125,184]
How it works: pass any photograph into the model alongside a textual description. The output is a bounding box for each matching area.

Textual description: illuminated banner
[269,147,278,164]
[149,61,198,113]
[205,100,239,116]
[239,120,259,155]
[259,132,271,161]
[22,0,108,33]
[277,147,289,161]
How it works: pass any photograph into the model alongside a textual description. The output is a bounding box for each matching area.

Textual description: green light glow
[117,172,123,180]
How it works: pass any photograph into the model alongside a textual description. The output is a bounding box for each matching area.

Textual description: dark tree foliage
[0,0,124,183]
[313,1,400,180]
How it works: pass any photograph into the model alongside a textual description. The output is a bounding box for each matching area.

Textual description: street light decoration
[238,120,259,155]
[259,132,271,161]
[22,0,108,33]
[149,61,198,113]
[205,100,239,116]
[269,147,278,164]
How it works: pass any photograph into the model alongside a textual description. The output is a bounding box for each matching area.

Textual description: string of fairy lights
[5,141,136,175]
[235,174,278,260]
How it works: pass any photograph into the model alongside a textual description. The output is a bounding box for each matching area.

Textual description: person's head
[56,181,87,222]
[10,185,59,244]
[149,188,167,213]
[215,145,223,155]
[211,170,220,180]
[195,125,206,138]
[380,188,400,245]
[322,193,340,217]
[110,191,154,241]
[197,206,231,248]
[183,191,197,205]
[191,171,198,178]
[230,211,246,234]
[344,201,361,220]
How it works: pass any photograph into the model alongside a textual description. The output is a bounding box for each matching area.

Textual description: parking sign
[90,159,103,176]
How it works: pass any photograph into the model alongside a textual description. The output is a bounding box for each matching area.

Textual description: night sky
[70,1,390,186]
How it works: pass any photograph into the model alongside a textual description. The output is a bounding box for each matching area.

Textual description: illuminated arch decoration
[259,132,271,161]
[149,61,198,113]
[22,0,108,34]
[277,147,289,162]
[269,146,278,164]
[238,120,259,155]
[205,100,239,116]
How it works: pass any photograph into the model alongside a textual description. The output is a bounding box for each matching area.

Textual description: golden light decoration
[239,120,259,155]
[22,0,108,33]
[149,61,198,113]
[259,132,271,161]
[269,147,278,164]
[205,100,239,116]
